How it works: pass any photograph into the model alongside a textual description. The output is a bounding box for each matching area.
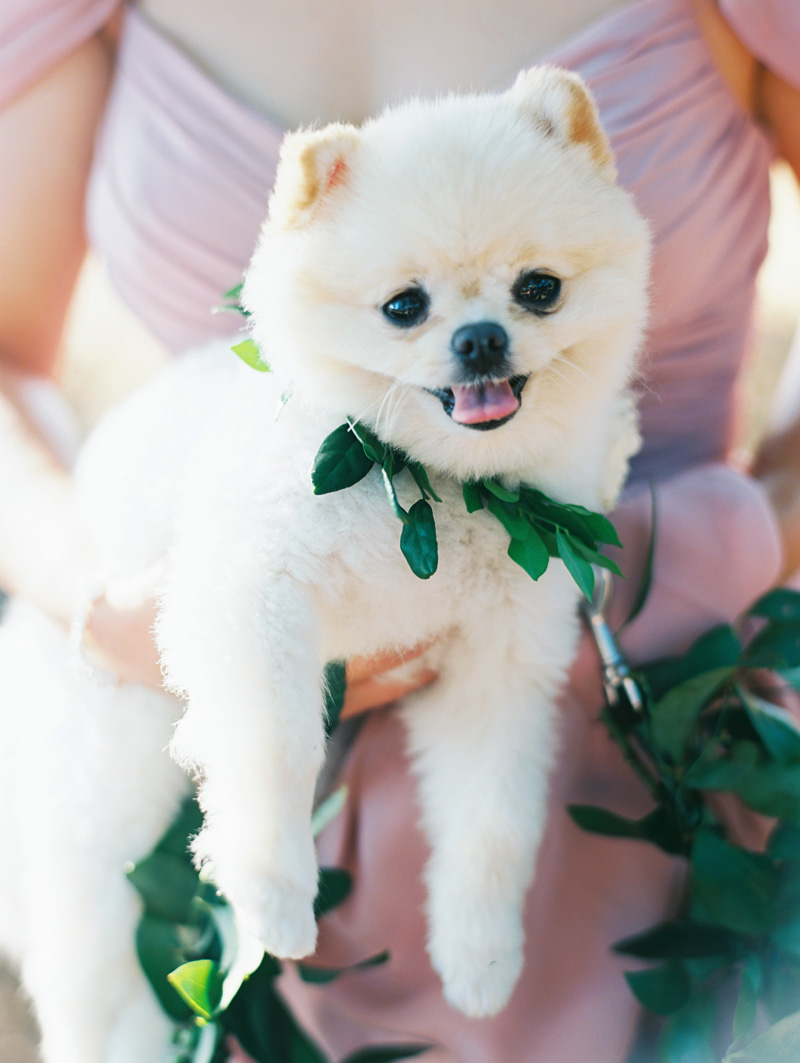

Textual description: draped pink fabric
[0,0,117,106]
[1,0,798,1057]
[720,0,800,91]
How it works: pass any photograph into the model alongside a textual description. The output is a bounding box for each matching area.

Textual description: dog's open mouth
[426,375,528,431]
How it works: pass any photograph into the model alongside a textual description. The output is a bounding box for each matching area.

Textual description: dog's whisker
[362,381,410,440]
[377,382,412,438]
[554,351,589,379]
[349,390,391,427]
[543,362,573,388]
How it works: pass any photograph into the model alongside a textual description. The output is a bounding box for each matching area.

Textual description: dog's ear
[510,66,616,181]
[268,123,360,230]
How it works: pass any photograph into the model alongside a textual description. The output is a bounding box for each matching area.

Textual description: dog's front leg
[401,599,578,1018]
[160,566,326,961]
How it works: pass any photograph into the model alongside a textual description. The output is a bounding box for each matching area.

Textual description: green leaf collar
[312,419,622,597]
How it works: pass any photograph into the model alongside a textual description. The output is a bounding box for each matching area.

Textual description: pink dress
[2,1,799,1058]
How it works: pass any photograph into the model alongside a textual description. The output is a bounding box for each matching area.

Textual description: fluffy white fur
[0,67,649,1061]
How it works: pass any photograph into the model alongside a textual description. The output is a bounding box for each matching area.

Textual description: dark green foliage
[323,660,347,738]
[400,500,438,578]
[570,587,800,1062]
[217,283,249,317]
[312,424,375,495]
[314,867,353,918]
[312,420,622,597]
[625,960,691,1016]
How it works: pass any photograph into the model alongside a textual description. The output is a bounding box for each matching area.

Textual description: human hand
[84,593,438,708]
[342,643,438,719]
[83,594,164,688]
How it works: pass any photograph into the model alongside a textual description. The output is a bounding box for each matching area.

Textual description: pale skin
[0,0,798,709]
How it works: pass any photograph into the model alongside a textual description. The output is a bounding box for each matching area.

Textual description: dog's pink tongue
[451,380,519,425]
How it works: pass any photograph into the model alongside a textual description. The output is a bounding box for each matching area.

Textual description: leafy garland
[573,586,800,1062]
[312,419,621,599]
[128,662,430,1063]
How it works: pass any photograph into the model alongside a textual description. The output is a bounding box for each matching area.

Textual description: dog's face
[243,67,649,482]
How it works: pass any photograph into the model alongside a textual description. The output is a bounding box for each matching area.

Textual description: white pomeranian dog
[0,66,649,1062]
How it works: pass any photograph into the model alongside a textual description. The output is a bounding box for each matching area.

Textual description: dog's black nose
[451,321,509,375]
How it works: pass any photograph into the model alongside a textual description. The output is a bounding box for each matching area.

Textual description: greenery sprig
[128,662,430,1063]
[572,587,800,1062]
[312,419,622,598]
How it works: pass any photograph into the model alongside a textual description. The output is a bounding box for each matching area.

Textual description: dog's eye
[382,288,429,327]
[513,271,562,314]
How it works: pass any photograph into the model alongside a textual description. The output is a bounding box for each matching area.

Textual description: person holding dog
[0,0,799,1059]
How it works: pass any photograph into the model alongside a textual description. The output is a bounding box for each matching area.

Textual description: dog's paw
[233,878,318,960]
[430,932,523,1018]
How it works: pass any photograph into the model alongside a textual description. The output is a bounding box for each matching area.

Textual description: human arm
[0,33,113,619]
[689,0,800,579]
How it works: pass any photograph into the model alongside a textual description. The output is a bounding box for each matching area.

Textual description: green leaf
[625,960,691,1016]
[742,621,800,671]
[570,538,624,578]
[690,829,780,936]
[622,483,656,628]
[761,959,800,1025]
[311,785,348,839]
[348,422,387,465]
[314,867,353,918]
[168,959,224,1020]
[568,804,686,855]
[659,995,718,1063]
[613,920,742,960]
[323,660,347,738]
[581,510,623,548]
[724,1009,800,1062]
[555,528,595,599]
[135,914,195,1020]
[485,493,531,540]
[507,529,549,580]
[127,850,201,924]
[406,461,442,503]
[748,589,800,623]
[312,424,375,495]
[769,821,800,861]
[732,956,762,1042]
[155,796,203,859]
[382,465,410,524]
[780,666,800,692]
[738,686,800,765]
[481,478,520,503]
[339,1046,431,1063]
[561,505,622,547]
[223,282,244,303]
[399,500,438,579]
[220,955,328,1063]
[683,740,761,790]
[462,481,484,513]
[649,667,735,762]
[232,339,270,371]
[641,626,741,703]
[734,763,800,824]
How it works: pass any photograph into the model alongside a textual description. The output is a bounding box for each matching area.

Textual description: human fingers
[341,661,438,719]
